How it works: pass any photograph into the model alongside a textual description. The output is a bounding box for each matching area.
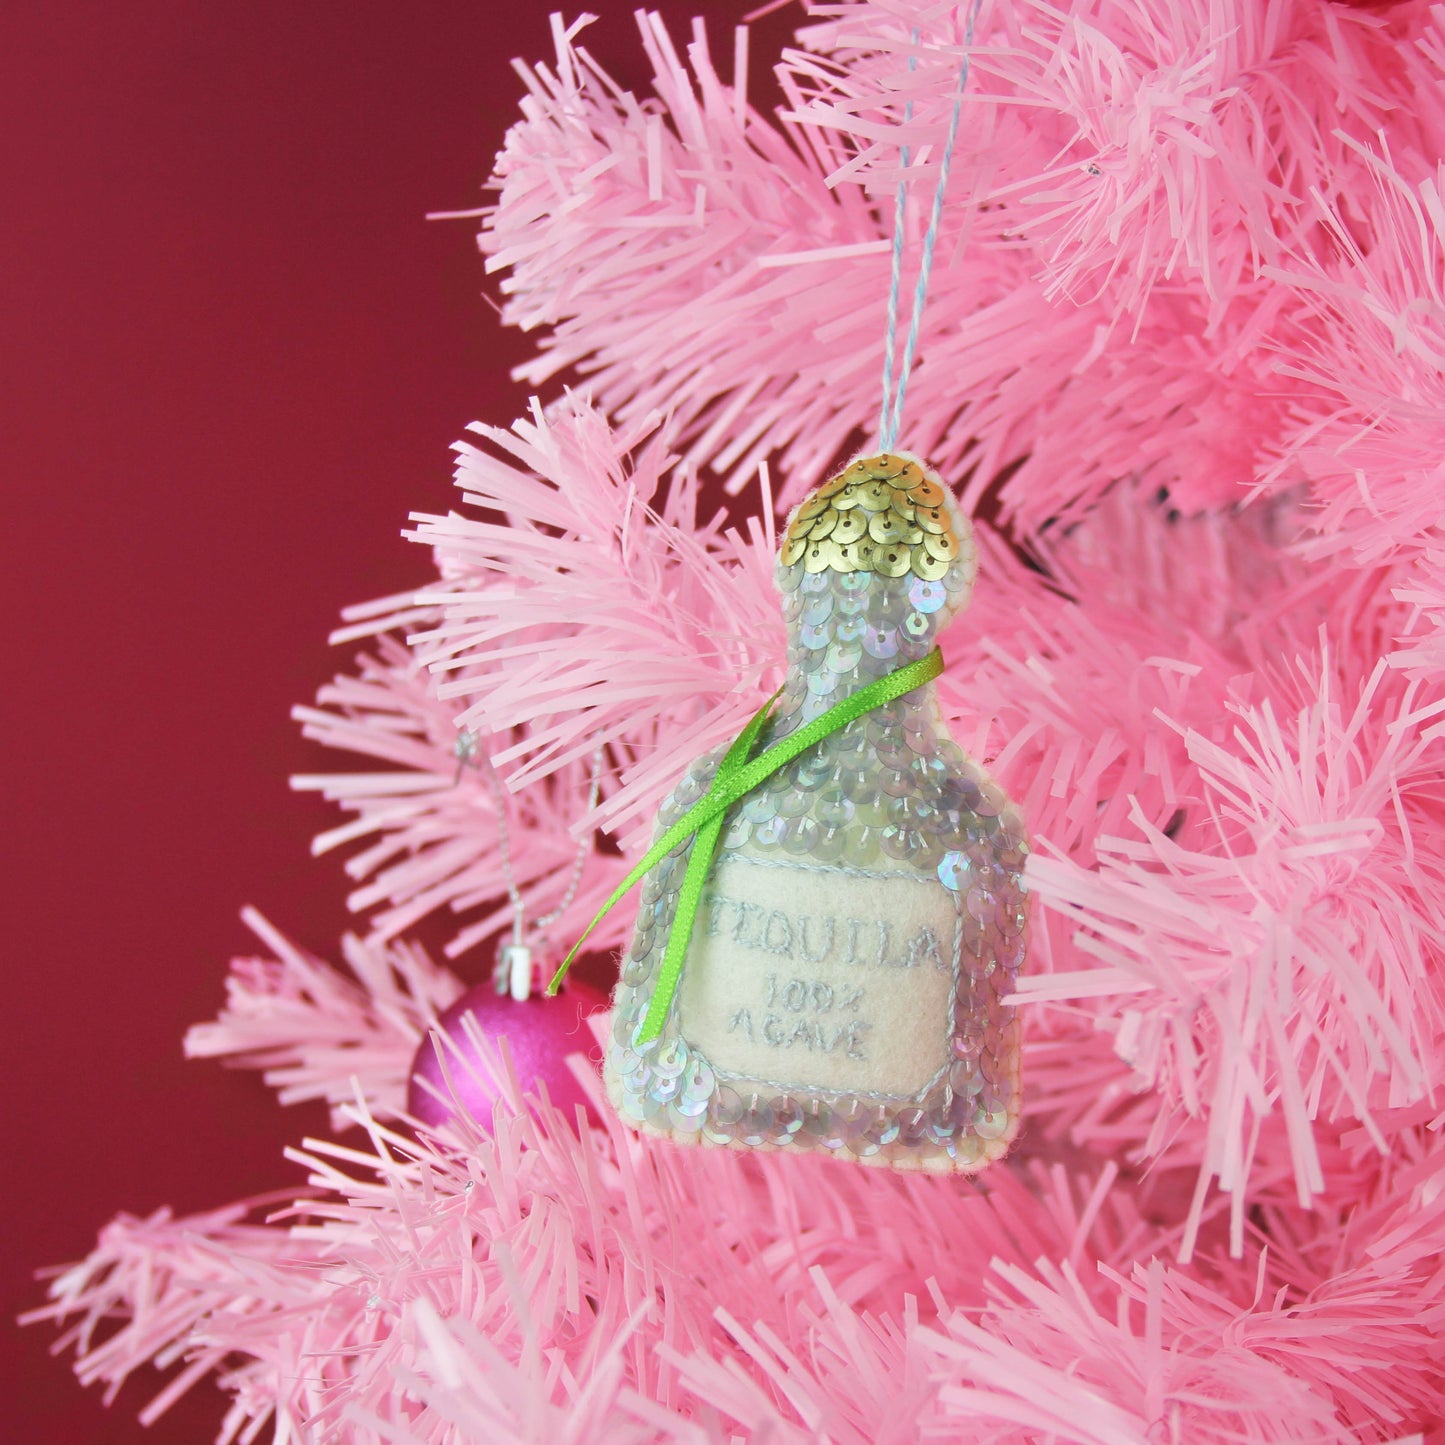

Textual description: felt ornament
[560,450,1029,1170]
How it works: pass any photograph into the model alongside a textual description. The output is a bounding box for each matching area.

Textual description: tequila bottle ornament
[600,452,1029,1172]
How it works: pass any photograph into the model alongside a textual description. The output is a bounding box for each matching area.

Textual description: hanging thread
[484,742,604,939]
[877,5,981,453]
[456,732,605,1000]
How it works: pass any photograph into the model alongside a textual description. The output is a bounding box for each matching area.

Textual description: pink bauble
[407,979,607,1132]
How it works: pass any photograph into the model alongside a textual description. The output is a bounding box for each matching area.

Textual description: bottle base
[603,1050,1016,1175]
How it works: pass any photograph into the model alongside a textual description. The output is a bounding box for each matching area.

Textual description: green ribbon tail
[634,712,763,1042]
[546,686,781,996]
[546,647,944,1021]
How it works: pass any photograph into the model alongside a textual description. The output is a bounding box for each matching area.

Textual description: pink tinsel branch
[405,397,784,849]
[29,1052,1445,1442]
[183,909,466,1127]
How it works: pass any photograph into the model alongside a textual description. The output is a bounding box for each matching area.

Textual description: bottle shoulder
[651,716,1027,886]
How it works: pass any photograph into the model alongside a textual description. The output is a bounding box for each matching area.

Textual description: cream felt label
[674,855,960,1099]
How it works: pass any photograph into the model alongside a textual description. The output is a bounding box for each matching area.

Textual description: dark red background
[4,2,788,1438]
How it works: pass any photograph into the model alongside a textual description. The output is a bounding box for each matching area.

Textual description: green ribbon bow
[549,646,944,1044]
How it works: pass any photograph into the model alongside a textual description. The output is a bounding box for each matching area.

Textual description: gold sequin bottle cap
[781,453,966,583]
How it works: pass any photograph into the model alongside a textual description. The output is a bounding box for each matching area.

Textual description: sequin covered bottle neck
[772,563,956,736]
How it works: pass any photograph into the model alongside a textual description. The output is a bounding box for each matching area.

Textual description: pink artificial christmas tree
[28,2,1445,1439]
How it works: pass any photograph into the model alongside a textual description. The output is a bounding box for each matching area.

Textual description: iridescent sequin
[862,626,901,660]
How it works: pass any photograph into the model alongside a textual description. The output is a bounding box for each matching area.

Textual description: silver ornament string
[877,5,980,453]
[489,743,604,935]
[455,730,604,1000]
